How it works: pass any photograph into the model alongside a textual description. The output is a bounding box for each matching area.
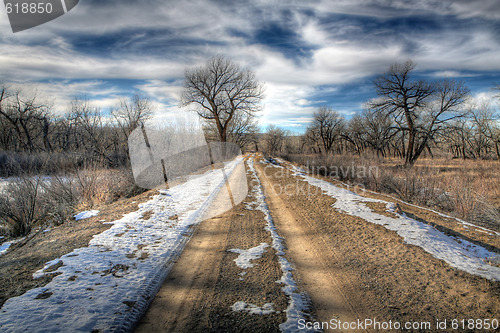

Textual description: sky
[1,0,499,133]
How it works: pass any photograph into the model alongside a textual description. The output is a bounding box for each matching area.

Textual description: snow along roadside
[0,157,244,333]
[288,164,500,282]
[247,157,315,332]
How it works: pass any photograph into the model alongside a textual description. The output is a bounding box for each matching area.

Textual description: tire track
[256,159,368,333]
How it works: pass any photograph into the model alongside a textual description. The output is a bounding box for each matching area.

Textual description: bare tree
[112,94,155,139]
[304,126,322,153]
[361,108,397,157]
[203,110,259,149]
[344,114,367,155]
[265,125,288,154]
[0,85,53,153]
[182,55,264,142]
[470,102,500,159]
[370,60,469,166]
[308,106,344,154]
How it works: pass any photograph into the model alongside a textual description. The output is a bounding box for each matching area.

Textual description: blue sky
[1,0,499,133]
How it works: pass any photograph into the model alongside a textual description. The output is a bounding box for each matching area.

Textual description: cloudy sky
[1,0,499,132]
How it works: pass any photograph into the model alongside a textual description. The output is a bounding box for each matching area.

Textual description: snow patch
[231,301,275,315]
[247,158,315,332]
[0,242,12,256]
[294,171,500,281]
[228,243,269,269]
[0,158,244,332]
[0,237,25,257]
[74,210,99,221]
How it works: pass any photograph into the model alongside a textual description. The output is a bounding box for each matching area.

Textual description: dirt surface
[257,156,499,331]
[137,155,499,332]
[135,158,292,332]
[332,180,500,252]
[0,189,155,308]
[256,162,367,330]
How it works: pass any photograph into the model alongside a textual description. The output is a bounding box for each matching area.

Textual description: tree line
[0,85,155,175]
[1,57,498,177]
[263,61,500,165]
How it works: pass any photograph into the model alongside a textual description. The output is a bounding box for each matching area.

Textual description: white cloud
[260,82,317,127]
[314,0,500,19]
[6,81,123,115]
[1,0,499,132]
[430,71,478,78]
[135,80,184,104]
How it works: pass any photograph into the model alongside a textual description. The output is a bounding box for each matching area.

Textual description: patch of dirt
[363,201,399,219]
[261,155,500,330]
[141,210,154,221]
[0,189,156,308]
[34,290,53,299]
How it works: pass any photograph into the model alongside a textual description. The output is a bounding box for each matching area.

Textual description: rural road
[136,154,499,332]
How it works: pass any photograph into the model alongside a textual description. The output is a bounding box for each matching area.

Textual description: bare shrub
[0,176,50,237]
[447,176,481,221]
[0,160,141,238]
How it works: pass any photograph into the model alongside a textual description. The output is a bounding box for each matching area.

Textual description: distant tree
[308,106,344,154]
[265,125,288,154]
[304,126,322,153]
[470,102,500,159]
[203,111,259,149]
[112,94,155,139]
[344,114,367,155]
[362,109,397,157]
[370,60,470,166]
[182,55,264,142]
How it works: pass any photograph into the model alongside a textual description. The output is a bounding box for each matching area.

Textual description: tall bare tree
[265,125,288,154]
[182,55,264,142]
[370,60,469,166]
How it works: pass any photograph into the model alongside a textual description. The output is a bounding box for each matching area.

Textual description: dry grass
[282,153,500,230]
[0,189,156,308]
[0,166,143,238]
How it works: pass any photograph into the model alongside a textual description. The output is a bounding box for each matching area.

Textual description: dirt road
[136,154,499,332]
[136,156,292,332]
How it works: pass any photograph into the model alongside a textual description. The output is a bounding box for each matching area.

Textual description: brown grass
[281,153,500,230]
[0,167,144,238]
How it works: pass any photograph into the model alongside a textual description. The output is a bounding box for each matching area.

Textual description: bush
[0,176,51,237]
[0,160,142,238]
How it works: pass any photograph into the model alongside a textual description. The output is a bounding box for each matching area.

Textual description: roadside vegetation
[1,58,498,238]
[0,88,151,237]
